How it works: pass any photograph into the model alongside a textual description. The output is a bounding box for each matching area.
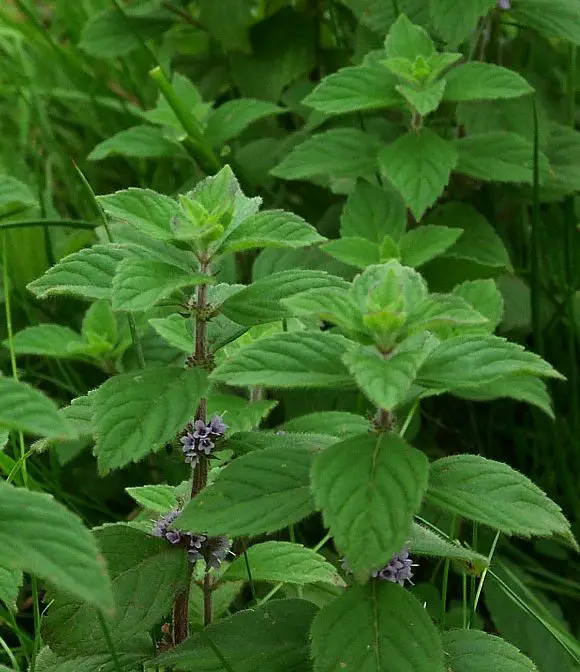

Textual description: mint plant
[3,155,569,670]
[2,3,580,671]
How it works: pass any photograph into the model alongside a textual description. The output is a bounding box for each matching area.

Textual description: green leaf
[142,72,208,133]
[427,202,511,268]
[343,335,429,411]
[340,0,397,34]
[206,99,284,146]
[511,0,580,45]
[311,582,445,672]
[429,0,496,46]
[157,599,317,671]
[27,245,125,301]
[546,126,580,191]
[304,63,401,114]
[82,300,117,350]
[340,181,407,244]
[222,541,345,586]
[379,129,458,220]
[417,334,564,390]
[198,0,254,51]
[442,629,538,672]
[36,642,153,672]
[323,237,381,269]
[311,433,429,578]
[409,523,489,574]
[399,224,462,267]
[125,484,180,514]
[396,79,446,117]
[271,129,383,181]
[88,125,182,161]
[42,525,186,656]
[220,270,346,326]
[385,14,435,60]
[175,444,317,536]
[6,325,85,359]
[444,62,534,102]
[281,287,366,335]
[0,378,74,439]
[218,209,325,254]
[427,455,576,544]
[405,295,489,337]
[282,411,372,437]
[454,375,555,419]
[149,314,193,352]
[452,279,504,330]
[207,393,278,434]
[112,257,209,312]
[0,482,113,613]
[0,564,22,610]
[97,188,181,241]
[79,7,171,58]
[225,431,337,456]
[94,367,208,470]
[454,132,550,184]
[211,331,354,388]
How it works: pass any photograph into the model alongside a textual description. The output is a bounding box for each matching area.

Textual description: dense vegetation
[1,1,580,671]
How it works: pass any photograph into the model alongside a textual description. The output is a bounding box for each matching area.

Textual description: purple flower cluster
[180,415,228,466]
[151,508,233,569]
[343,547,416,587]
[497,0,510,9]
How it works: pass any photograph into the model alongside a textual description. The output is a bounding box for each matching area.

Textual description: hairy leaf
[206,99,284,146]
[399,224,462,267]
[444,62,533,101]
[443,629,538,671]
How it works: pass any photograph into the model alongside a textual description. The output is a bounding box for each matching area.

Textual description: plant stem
[173,259,212,644]
[440,516,457,631]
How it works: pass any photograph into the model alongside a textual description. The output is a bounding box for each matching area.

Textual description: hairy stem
[173,258,212,645]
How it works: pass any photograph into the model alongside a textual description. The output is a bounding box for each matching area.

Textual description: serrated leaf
[323,237,381,269]
[409,523,489,574]
[88,125,182,161]
[427,202,511,268]
[112,257,209,312]
[94,367,208,470]
[311,433,429,578]
[511,0,580,45]
[454,375,555,419]
[443,629,538,671]
[157,599,317,671]
[207,393,277,434]
[311,582,445,672]
[42,525,186,655]
[379,129,458,220]
[304,63,401,114]
[82,300,117,350]
[149,314,193,352]
[6,325,86,359]
[444,62,534,102]
[454,132,550,184]
[427,455,576,544]
[27,245,126,301]
[36,643,152,672]
[430,0,496,46]
[218,209,325,254]
[546,125,580,191]
[397,79,446,117]
[97,188,181,241]
[271,128,384,181]
[0,378,74,439]
[282,411,372,437]
[406,295,489,335]
[175,445,317,536]
[220,270,346,326]
[385,13,435,60]
[0,564,22,610]
[281,287,365,335]
[340,0,397,34]
[222,541,345,586]
[417,334,564,390]
[399,224,462,267]
[206,99,284,146]
[225,431,338,456]
[125,484,179,514]
[340,180,407,244]
[452,279,503,330]
[211,331,354,388]
[343,335,429,411]
[0,482,113,613]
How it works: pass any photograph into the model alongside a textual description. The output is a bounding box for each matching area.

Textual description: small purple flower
[188,534,207,562]
[497,0,510,9]
[152,508,182,543]
[206,536,234,570]
[180,415,228,466]
[342,547,417,587]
